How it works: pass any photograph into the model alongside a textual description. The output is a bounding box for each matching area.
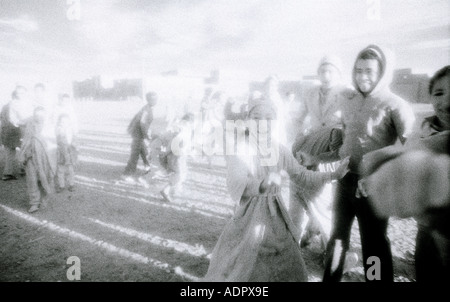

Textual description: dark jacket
[0,103,22,149]
[127,105,153,140]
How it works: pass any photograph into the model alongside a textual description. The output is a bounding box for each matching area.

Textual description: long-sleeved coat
[203,143,333,282]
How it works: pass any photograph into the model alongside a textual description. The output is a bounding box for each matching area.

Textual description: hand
[260,172,282,193]
[296,151,317,167]
[332,156,350,179]
[267,172,282,186]
[355,179,368,198]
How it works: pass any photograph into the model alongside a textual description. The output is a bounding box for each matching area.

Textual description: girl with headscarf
[203,95,350,282]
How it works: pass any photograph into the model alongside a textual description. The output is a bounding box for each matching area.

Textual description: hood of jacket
[352,44,395,97]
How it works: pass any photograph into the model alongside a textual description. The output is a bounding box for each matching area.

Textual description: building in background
[390,69,430,103]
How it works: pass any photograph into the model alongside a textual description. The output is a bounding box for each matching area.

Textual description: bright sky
[0,0,449,96]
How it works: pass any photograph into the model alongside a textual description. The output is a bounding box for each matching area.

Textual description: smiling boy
[322,45,416,282]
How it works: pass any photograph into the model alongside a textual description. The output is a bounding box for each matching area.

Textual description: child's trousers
[2,147,18,176]
[124,138,150,175]
[57,164,74,188]
[26,161,47,206]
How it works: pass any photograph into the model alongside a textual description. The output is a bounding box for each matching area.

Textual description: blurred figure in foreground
[360,66,450,282]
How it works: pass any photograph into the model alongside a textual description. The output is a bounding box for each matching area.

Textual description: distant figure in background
[201,91,226,168]
[158,113,195,202]
[289,55,347,251]
[19,107,56,213]
[122,92,157,181]
[33,83,55,121]
[1,86,33,181]
[298,55,346,135]
[262,75,288,146]
[284,91,298,145]
[223,96,247,122]
[55,114,78,193]
[360,65,450,282]
[200,87,214,123]
[54,94,79,135]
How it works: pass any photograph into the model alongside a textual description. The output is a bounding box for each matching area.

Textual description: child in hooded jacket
[322,45,416,282]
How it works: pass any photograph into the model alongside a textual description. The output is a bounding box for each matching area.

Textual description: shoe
[120,175,136,183]
[28,205,39,213]
[160,189,173,202]
[2,175,17,181]
[143,165,151,174]
[68,186,75,192]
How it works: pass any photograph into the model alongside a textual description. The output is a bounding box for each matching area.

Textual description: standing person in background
[284,91,299,145]
[1,86,33,181]
[122,91,157,182]
[289,55,348,253]
[33,83,56,123]
[297,55,346,134]
[200,87,214,125]
[263,75,288,146]
[55,114,78,193]
[201,91,226,168]
[158,113,195,202]
[322,45,416,282]
[54,94,79,135]
[19,106,56,213]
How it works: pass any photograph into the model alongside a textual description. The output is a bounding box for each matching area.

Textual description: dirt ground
[0,101,432,282]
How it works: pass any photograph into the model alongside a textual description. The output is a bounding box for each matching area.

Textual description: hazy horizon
[0,0,449,99]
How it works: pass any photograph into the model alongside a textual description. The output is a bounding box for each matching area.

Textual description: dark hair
[34,83,45,90]
[12,86,27,99]
[429,65,450,94]
[356,46,384,76]
[181,113,195,122]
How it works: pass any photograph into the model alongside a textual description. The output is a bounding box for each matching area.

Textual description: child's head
[264,75,279,94]
[247,97,277,137]
[286,91,295,103]
[57,114,71,129]
[59,93,71,106]
[181,113,195,123]
[317,55,342,88]
[429,65,450,128]
[34,83,46,99]
[145,92,158,107]
[354,47,384,95]
[12,85,28,100]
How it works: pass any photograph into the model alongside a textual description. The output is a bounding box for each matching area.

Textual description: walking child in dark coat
[122,92,158,181]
